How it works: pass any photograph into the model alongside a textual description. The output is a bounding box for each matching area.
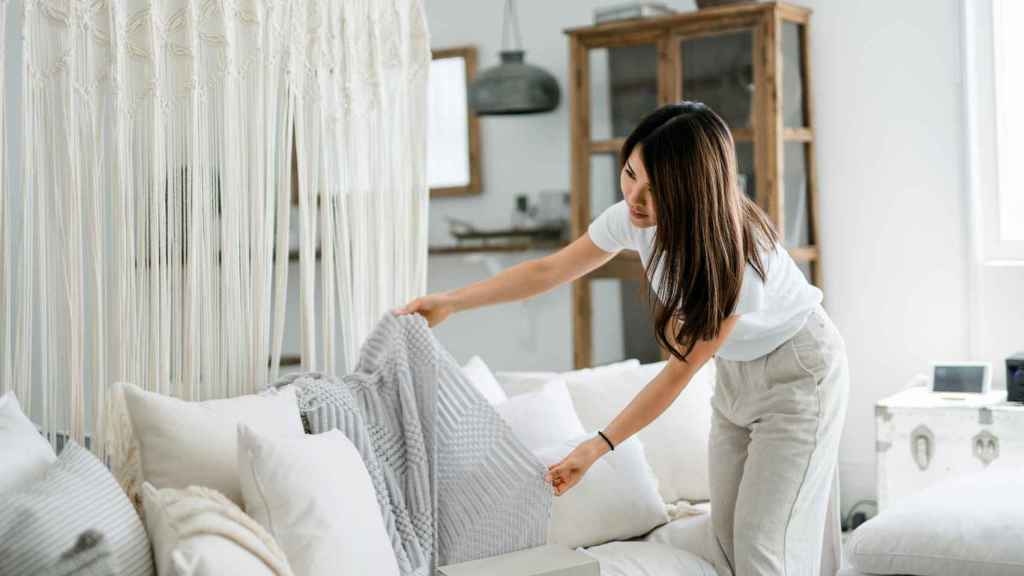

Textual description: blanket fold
[274,313,551,576]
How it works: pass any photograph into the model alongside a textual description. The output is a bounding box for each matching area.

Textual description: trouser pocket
[780,307,842,384]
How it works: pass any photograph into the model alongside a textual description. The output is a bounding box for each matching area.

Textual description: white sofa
[485,358,724,574]
[2,356,845,576]
[7,349,1007,576]
[484,357,850,576]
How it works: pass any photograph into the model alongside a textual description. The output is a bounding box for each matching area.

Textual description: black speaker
[1008,353,1024,403]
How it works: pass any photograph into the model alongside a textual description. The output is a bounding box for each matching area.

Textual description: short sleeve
[587,201,632,254]
[732,264,766,316]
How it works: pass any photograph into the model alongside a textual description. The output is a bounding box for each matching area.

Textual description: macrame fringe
[155,484,296,576]
[106,381,144,512]
[1,0,430,464]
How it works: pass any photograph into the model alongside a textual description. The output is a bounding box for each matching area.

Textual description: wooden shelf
[588,129,782,151]
[429,242,567,255]
[787,245,819,262]
[783,127,813,142]
[564,2,811,40]
[590,138,626,155]
[732,127,754,141]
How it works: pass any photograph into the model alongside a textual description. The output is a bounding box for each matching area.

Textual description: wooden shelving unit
[429,223,568,255]
[565,2,820,368]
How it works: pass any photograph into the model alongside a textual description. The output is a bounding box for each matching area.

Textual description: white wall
[977,267,1024,381]
[801,0,972,514]
[425,0,1024,517]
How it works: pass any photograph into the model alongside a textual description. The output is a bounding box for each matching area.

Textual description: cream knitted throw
[274,313,551,576]
[144,485,295,576]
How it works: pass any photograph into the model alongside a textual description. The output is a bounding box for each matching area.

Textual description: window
[972,0,1024,261]
[992,0,1024,248]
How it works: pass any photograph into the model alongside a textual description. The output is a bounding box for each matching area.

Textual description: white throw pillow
[580,541,717,576]
[118,383,303,506]
[461,355,508,405]
[495,379,585,452]
[495,359,641,397]
[237,424,400,576]
[566,361,714,503]
[536,434,668,548]
[142,482,293,576]
[847,464,1024,576]
[0,391,57,494]
[0,441,154,576]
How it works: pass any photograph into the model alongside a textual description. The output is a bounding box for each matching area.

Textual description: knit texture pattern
[274,314,551,576]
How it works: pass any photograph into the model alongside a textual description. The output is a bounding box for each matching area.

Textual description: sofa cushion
[461,355,508,405]
[536,434,667,549]
[566,361,715,503]
[0,441,154,576]
[643,507,726,571]
[143,482,294,576]
[116,382,303,507]
[581,541,717,576]
[0,391,57,494]
[847,464,1024,576]
[495,379,585,452]
[495,359,641,397]
[237,424,399,576]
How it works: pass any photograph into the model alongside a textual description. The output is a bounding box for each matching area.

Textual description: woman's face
[621,146,657,228]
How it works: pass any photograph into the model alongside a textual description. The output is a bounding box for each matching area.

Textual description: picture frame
[429,46,482,198]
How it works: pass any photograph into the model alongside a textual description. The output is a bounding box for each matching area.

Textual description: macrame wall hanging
[0,0,430,459]
[287,0,431,377]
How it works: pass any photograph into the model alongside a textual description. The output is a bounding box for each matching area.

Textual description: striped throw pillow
[0,441,154,576]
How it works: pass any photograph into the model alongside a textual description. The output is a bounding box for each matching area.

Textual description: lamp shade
[468,50,560,115]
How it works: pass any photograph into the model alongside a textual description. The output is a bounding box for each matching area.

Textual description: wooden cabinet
[565,2,819,368]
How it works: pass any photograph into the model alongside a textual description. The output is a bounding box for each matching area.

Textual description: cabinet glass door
[783,142,811,249]
[736,141,756,201]
[679,30,755,130]
[589,45,660,142]
[782,20,806,128]
[679,29,757,208]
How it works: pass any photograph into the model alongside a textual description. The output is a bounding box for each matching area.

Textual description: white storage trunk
[875,386,1024,511]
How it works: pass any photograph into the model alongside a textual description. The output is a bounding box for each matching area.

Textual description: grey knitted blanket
[273,314,551,576]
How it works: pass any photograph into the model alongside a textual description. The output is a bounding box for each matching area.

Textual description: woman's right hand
[393,292,460,327]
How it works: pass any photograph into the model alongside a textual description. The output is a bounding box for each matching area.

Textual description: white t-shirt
[587,200,823,361]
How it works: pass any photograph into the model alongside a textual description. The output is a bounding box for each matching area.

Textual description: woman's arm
[601,315,736,449]
[546,315,738,495]
[450,233,616,310]
[396,233,617,325]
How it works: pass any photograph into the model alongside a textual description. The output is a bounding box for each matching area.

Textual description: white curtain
[0,0,429,457]
[285,0,431,376]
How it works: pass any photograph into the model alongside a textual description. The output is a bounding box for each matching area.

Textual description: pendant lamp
[468,0,561,115]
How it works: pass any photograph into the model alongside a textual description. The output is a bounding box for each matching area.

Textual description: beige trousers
[709,306,849,576]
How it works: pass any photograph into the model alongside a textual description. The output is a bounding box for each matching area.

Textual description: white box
[437,544,599,576]
[876,386,1024,510]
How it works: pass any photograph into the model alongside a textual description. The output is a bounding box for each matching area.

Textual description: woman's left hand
[544,438,603,496]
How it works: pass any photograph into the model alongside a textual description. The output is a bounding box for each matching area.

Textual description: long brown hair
[622,102,778,362]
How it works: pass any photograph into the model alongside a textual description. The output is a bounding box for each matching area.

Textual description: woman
[397,102,848,576]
